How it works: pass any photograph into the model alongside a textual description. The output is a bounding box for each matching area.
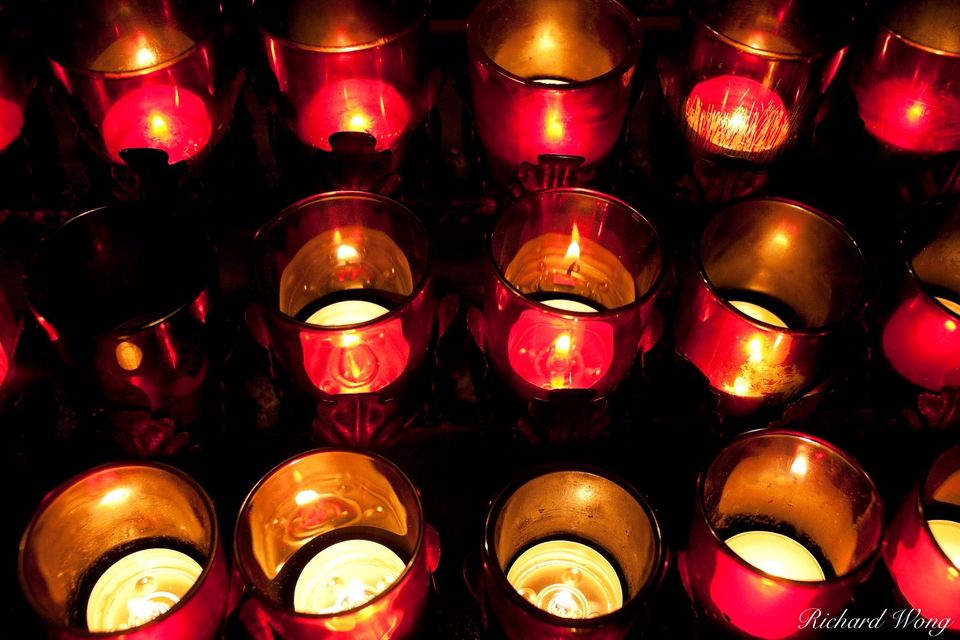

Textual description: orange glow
[336,244,360,262]
[147,111,172,142]
[346,111,373,132]
[554,333,572,357]
[906,101,926,124]
[545,107,565,142]
[565,224,581,263]
[340,332,361,348]
[550,333,573,389]
[134,45,158,68]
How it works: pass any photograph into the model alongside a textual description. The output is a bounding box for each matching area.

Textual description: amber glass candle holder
[26,204,215,454]
[234,449,440,640]
[466,0,642,185]
[682,430,884,639]
[882,200,960,392]
[47,0,241,169]
[479,467,663,640]
[885,443,960,631]
[849,0,960,157]
[482,188,663,407]
[257,0,432,180]
[660,0,853,164]
[675,198,866,416]
[250,191,433,446]
[19,463,229,639]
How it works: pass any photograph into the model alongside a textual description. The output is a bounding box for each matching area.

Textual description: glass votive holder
[849,0,960,156]
[0,44,30,155]
[256,0,432,176]
[660,0,854,164]
[46,0,242,168]
[466,0,642,184]
[885,443,960,631]
[674,198,866,416]
[882,204,960,391]
[682,430,884,640]
[26,204,215,454]
[234,449,440,640]
[479,466,663,640]
[482,188,662,407]
[250,191,433,447]
[19,462,229,639]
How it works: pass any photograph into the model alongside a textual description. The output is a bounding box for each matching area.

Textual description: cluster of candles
[5,0,960,638]
[0,0,957,181]
[18,437,960,639]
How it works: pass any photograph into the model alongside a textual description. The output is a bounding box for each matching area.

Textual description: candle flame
[554,333,572,357]
[906,100,926,124]
[148,111,172,142]
[99,487,132,507]
[565,225,581,262]
[790,454,808,476]
[746,336,765,363]
[340,332,361,348]
[116,341,143,371]
[347,112,372,131]
[336,244,360,262]
[545,107,565,142]
[295,489,321,506]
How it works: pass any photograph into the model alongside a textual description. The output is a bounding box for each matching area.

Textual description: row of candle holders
[7,187,960,453]
[18,434,960,639]
[1,0,959,196]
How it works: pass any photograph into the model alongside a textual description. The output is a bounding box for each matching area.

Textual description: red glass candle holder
[674,198,866,416]
[682,430,884,639]
[482,188,663,405]
[234,449,440,640]
[250,191,433,446]
[479,466,663,640]
[47,0,241,167]
[660,0,854,163]
[257,0,432,172]
[19,462,230,639]
[0,46,30,154]
[885,443,960,630]
[882,202,960,390]
[849,0,960,156]
[26,204,215,454]
[466,0,642,184]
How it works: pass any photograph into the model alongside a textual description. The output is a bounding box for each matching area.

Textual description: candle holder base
[516,154,592,193]
[113,147,190,203]
[312,388,427,449]
[518,389,610,444]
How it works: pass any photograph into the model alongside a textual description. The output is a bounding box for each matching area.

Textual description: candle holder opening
[466,0,641,183]
[481,467,662,639]
[47,0,240,168]
[19,463,227,638]
[483,188,662,405]
[685,430,883,639]
[882,205,960,390]
[234,449,433,639]
[662,0,854,163]
[675,198,865,412]
[26,204,215,447]
[885,444,960,629]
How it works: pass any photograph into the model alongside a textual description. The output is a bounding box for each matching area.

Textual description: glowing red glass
[47,0,241,166]
[0,49,27,152]
[883,208,960,390]
[675,199,866,415]
[467,0,642,181]
[19,463,230,640]
[257,0,431,163]
[850,0,960,154]
[885,444,960,630]
[661,0,853,162]
[683,430,884,640]
[483,189,663,402]
[250,191,433,445]
[234,449,440,640]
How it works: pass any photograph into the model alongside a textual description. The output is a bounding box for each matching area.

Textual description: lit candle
[729,300,788,328]
[101,85,212,164]
[298,78,411,152]
[725,531,826,582]
[304,300,389,326]
[293,539,406,614]
[539,298,599,313]
[929,519,960,567]
[506,539,623,619]
[85,547,203,632]
[855,79,960,154]
[0,97,24,151]
[684,75,790,156]
[90,29,196,73]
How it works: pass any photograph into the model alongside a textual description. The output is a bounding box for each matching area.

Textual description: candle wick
[566,260,580,277]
